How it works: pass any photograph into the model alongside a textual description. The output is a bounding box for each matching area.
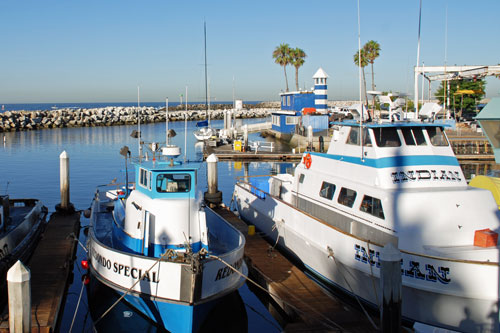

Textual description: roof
[476,97,500,120]
[312,67,329,79]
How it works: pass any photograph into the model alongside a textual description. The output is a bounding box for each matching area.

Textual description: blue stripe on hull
[309,152,460,168]
[112,224,204,256]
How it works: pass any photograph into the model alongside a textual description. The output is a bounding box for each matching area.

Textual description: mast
[414,0,423,117]
[137,86,141,159]
[204,21,209,124]
[357,0,364,160]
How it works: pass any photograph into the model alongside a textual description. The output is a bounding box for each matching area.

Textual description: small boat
[193,121,217,141]
[86,128,247,332]
[0,196,48,302]
[234,118,500,332]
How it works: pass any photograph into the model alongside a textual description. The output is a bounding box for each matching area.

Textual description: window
[426,127,448,146]
[272,115,280,126]
[156,173,191,193]
[360,195,385,219]
[286,116,299,125]
[373,127,401,147]
[319,182,336,200]
[346,127,371,146]
[287,96,291,106]
[338,187,357,208]
[139,168,149,189]
[401,127,427,146]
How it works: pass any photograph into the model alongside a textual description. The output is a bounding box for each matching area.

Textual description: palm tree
[290,48,307,91]
[273,43,291,92]
[363,40,381,108]
[353,48,369,105]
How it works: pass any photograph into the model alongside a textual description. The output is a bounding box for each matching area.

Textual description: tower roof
[313,67,329,79]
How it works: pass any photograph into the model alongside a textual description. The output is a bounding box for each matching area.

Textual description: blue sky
[0,0,499,103]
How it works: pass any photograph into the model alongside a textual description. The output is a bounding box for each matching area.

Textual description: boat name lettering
[0,244,9,260]
[354,244,450,284]
[91,248,160,283]
[390,170,461,183]
[215,258,243,281]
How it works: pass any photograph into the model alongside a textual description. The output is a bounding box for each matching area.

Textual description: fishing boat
[234,118,500,332]
[0,196,47,302]
[86,101,247,332]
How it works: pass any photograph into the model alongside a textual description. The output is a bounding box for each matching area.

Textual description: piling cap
[379,243,402,262]
[7,260,30,283]
[59,150,69,159]
[206,154,218,163]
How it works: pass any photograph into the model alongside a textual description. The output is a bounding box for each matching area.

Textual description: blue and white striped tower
[313,68,328,114]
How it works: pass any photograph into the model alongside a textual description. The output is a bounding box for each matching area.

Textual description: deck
[214,206,379,332]
[0,210,80,333]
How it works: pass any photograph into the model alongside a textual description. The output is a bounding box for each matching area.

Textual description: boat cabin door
[142,211,155,257]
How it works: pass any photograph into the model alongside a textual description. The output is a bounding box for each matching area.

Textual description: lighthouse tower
[313,68,328,114]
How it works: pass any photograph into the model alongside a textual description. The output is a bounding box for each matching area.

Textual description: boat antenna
[357,0,364,160]
[414,0,423,118]
[166,97,169,145]
[137,86,142,160]
[184,85,188,162]
[204,21,208,124]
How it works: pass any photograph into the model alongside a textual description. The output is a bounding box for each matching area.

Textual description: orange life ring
[303,153,312,169]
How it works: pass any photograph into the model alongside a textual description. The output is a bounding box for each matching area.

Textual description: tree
[290,48,307,91]
[434,79,486,116]
[272,43,292,92]
[363,40,381,107]
[353,48,369,104]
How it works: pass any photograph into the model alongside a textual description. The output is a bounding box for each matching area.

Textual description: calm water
[0,118,283,332]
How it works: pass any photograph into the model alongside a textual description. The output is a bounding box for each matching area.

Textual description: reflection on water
[460,161,500,181]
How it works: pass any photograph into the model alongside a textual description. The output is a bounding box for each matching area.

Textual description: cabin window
[346,127,372,146]
[298,174,305,184]
[401,127,427,146]
[272,115,280,126]
[156,173,191,193]
[338,187,357,208]
[360,195,385,219]
[139,168,150,189]
[373,127,401,147]
[426,127,448,146]
[287,96,291,106]
[319,182,336,200]
[286,116,299,125]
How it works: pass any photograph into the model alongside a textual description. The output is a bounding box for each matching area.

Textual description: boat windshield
[372,127,401,147]
[426,127,449,146]
[346,127,372,146]
[156,173,191,193]
[401,127,427,146]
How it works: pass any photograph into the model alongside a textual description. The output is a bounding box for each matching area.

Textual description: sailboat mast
[204,21,208,120]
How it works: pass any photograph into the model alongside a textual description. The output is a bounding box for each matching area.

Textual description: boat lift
[414,65,500,117]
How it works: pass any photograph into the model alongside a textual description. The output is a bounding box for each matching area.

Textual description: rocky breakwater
[0,106,277,132]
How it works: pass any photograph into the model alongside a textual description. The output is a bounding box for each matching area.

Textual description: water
[0,118,283,332]
[0,101,263,112]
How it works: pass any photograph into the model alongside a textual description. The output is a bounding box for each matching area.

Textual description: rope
[67,232,88,253]
[209,254,345,331]
[69,281,86,333]
[93,250,170,325]
[330,254,379,330]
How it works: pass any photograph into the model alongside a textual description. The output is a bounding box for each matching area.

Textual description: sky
[0,0,499,104]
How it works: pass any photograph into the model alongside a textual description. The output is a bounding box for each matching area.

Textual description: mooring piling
[379,243,402,332]
[204,153,222,206]
[7,261,31,333]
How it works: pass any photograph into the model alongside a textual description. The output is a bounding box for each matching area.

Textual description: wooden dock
[0,210,81,333]
[214,206,378,332]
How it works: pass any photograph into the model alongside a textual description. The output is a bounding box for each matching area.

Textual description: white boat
[234,119,500,332]
[193,124,216,141]
[0,196,47,303]
[86,139,247,332]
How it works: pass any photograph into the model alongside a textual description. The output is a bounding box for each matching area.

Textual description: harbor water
[0,117,282,332]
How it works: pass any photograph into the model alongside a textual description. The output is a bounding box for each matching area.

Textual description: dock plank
[214,206,378,332]
[0,211,80,333]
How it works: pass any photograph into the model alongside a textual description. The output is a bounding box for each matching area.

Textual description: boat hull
[234,183,500,332]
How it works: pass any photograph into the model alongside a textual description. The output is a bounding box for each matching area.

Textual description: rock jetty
[0,106,278,132]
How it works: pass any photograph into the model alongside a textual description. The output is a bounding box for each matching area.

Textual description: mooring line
[69,281,86,333]
[209,254,345,331]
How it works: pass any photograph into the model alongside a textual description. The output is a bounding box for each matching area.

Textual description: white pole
[415,0,423,117]
[7,260,31,333]
[137,86,141,158]
[60,151,69,210]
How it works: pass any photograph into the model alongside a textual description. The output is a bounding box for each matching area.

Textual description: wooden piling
[204,154,222,205]
[379,243,402,332]
[7,261,31,333]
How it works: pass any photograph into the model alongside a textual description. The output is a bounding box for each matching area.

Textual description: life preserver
[303,153,312,169]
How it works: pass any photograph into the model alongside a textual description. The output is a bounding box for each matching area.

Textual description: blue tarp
[196,120,208,127]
